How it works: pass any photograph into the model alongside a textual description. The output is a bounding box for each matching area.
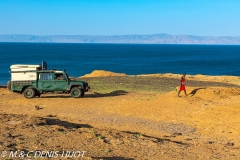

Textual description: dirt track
[0,75,240,159]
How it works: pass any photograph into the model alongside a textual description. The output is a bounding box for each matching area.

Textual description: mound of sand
[139,73,240,85]
[81,70,127,78]
[186,87,240,99]
[189,75,240,85]
[81,70,240,85]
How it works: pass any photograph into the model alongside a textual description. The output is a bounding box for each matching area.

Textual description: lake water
[0,43,240,85]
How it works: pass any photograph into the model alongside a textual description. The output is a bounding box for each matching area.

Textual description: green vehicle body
[8,62,89,98]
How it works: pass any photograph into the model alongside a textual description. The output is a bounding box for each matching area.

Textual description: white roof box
[10,64,41,71]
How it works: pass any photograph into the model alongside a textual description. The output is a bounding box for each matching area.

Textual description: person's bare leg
[184,90,188,96]
[178,90,181,97]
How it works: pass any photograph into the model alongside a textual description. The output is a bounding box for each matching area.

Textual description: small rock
[225,142,234,146]
[103,139,110,144]
[171,132,182,137]
[5,132,12,138]
[185,138,192,141]
[35,105,40,110]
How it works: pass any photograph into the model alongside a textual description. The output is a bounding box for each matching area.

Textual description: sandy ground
[0,71,240,160]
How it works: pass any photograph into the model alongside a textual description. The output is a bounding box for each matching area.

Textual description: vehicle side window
[41,73,53,80]
[55,74,65,80]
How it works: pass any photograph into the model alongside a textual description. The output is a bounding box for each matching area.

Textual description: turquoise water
[1,43,240,85]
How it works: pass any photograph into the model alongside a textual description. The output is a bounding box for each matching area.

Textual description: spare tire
[7,81,11,91]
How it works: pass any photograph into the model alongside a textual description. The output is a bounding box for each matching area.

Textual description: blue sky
[0,0,240,36]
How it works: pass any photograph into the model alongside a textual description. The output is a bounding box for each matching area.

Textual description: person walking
[178,73,187,97]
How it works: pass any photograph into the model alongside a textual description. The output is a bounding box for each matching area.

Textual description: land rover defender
[7,61,89,98]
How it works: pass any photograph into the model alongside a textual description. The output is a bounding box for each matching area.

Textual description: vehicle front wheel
[70,87,83,98]
[23,88,36,98]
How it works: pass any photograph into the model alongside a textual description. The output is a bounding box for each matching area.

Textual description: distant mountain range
[0,34,240,44]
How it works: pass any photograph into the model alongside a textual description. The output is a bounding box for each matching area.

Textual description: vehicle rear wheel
[7,81,11,91]
[24,88,36,98]
[70,87,82,98]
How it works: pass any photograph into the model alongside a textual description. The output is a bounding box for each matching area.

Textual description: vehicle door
[52,73,68,91]
[38,73,54,91]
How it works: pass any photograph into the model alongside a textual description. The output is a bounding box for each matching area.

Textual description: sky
[0,0,240,36]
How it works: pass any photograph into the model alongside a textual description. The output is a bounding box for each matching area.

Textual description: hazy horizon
[1,33,240,44]
[1,33,240,37]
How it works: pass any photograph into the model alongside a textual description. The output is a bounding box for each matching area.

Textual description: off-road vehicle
[7,61,89,98]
